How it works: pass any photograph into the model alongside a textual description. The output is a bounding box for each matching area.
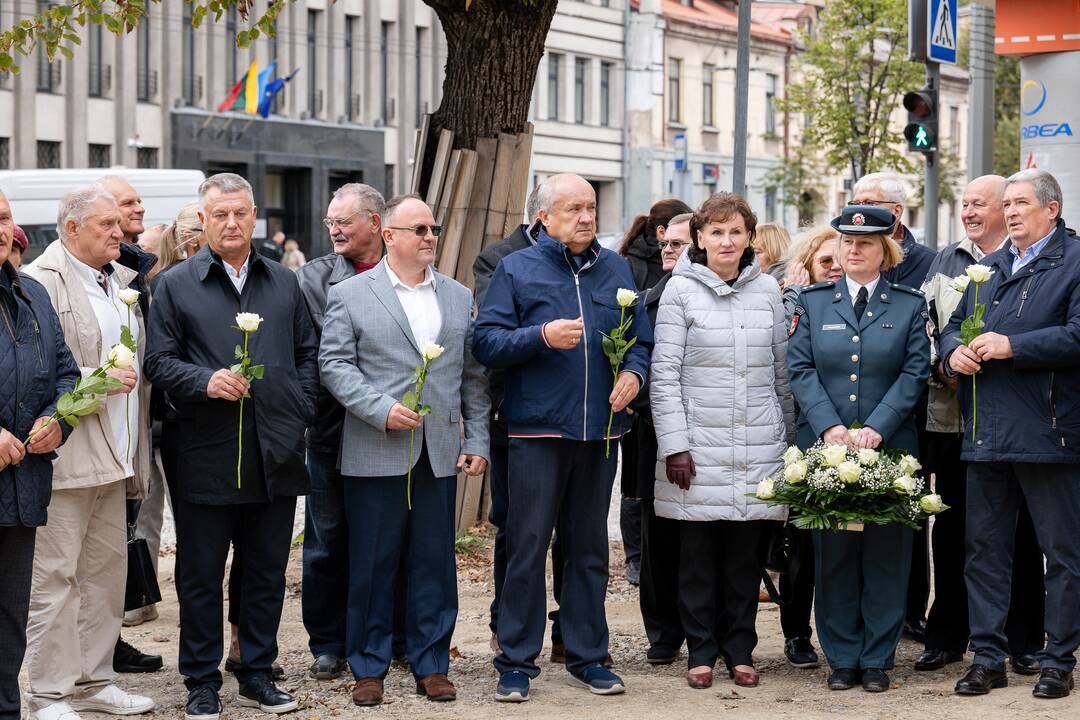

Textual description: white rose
[919,493,946,514]
[235,312,264,333]
[857,448,880,467]
[848,427,860,442]
[784,461,808,484]
[949,274,971,293]
[965,264,994,283]
[893,475,918,495]
[118,288,141,306]
[108,343,135,370]
[900,454,922,476]
[822,444,848,468]
[836,461,862,484]
[782,446,803,465]
[756,478,776,500]
[616,288,639,308]
[421,341,445,362]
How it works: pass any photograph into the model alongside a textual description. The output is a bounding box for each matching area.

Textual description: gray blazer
[319,259,490,478]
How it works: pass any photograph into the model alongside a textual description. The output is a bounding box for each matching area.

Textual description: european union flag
[257,68,300,119]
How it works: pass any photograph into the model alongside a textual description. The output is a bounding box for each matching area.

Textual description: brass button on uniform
[850,374,858,382]
[866,311,873,318]
[851,354,859,362]
[852,335,860,343]
[849,394,857,402]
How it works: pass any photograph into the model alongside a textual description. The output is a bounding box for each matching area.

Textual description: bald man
[916,175,1045,675]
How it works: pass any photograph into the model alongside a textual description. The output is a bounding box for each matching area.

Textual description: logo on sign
[931,0,955,51]
[1022,80,1048,117]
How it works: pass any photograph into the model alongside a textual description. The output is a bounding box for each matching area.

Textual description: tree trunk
[420,0,557,189]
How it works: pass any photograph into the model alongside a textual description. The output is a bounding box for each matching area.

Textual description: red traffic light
[903,90,934,119]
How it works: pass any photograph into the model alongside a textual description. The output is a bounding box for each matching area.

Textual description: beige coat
[24,240,150,497]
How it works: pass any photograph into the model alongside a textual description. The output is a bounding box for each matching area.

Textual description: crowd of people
[0,165,1077,720]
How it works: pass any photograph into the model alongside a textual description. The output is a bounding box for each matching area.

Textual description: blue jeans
[302,450,349,659]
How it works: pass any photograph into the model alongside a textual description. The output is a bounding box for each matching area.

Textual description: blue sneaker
[495,671,530,703]
[569,663,626,695]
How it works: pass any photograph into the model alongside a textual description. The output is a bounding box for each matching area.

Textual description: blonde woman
[753,223,792,277]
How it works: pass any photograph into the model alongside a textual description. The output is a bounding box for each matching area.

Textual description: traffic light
[903,86,938,154]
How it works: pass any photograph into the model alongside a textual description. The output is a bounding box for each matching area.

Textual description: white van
[0,168,205,262]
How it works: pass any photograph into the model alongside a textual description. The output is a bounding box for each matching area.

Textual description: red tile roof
[631,1,809,44]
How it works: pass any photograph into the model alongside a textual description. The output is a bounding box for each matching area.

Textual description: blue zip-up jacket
[940,219,1080,463]
[472,229,653,441]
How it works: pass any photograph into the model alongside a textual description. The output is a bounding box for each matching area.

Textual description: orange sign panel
[995,0,1080,55]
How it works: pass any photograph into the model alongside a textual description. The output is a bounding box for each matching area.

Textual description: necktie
[854,286,868,321]
[98,274,110,294]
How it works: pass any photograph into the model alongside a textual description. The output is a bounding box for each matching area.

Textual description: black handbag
[760,521,803,606]
[124,501,162,612]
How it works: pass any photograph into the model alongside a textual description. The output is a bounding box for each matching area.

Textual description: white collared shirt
[223,252,250,294]
[63,246,140,476]
[845,274,881,307]
[385,262,442,347]
[971,237,1008,262]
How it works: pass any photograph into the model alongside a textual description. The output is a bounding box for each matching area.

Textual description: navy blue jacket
[472,229,653,441]
[883,224,935,290]
[788,276,930,457]
[0,262,80,527]
[941,219,1080,463]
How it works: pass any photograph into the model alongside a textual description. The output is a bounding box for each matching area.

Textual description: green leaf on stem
[419,405,431,417]
[120,325,136,353]
[235,344,245,360]
[402,389,417,411]
[249,364,264,380]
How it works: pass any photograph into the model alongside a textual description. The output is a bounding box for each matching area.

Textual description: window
[226,7,238,87]
[36,2,60,93]
[137,8,152,101]
[668,58,681,123]
[415,27,424,126]
[268,22,281,114]
[182,3,195,104]
[308,11,319,117]
[88,144,111,168]
[137,147,159,169]
[766,73,778,136]
[600,61,612,127]
[37,141,61,169]
[574,58,587,124]
[0,138,9,170]
[765,188,777,223]
[547,53,562,121]
[703,63,714,126]
[950,105,960,142]
[345,17,356,121]
[88,23,103,97]
[380,22,392,122]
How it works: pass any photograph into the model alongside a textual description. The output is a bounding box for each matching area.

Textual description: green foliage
[912,141,966,208]
[764,141,826,219]
[993,55,1022,177]
[778,0,924,181]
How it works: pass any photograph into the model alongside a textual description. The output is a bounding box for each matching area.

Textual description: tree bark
[419,0,557,189]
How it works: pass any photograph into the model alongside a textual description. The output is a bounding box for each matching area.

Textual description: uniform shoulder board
[889,282,924,297]
[802,280,836,292]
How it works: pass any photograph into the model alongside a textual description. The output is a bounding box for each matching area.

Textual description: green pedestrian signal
[903,87,937,154]
[914,126,929,147]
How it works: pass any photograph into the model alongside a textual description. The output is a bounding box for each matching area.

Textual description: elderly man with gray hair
[144,173,319,718]
[295,183,386,679]
[23,186,155,720]
[941,169,1080,700]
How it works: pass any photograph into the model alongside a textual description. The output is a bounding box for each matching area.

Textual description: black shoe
[903,619,927,643]
[1012,653,1041,676]
[827,668,859,690]
[646,645,678,665]
[784,638,820,669]
[113,638,163,673]
[309,654,348,680]
[237,674,299,714]
[626,560,641,587]
[1033,668,1073,699]
[861,668,890,693]
[185,685,221,720]
[915,649,964,671]
[226,657,286,680]
[955,664,1008,695]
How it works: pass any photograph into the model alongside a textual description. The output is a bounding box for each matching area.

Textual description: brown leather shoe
[730,666,760,687]
[416,673,457,702]
[687,668,713,689]
[352,677,384,706]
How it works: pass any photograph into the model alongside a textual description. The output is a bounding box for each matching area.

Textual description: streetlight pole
[732,0,751,197]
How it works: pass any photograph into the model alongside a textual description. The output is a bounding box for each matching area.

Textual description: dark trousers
[813,523,914,670]
[488,442,564,643]
[0,526,35,720]
[678,520,769,669]
[779,527,816,640]
[907,413,931,626]
[343,450,457,680]
[618,432,642,566]
[639,501,683,654]
[923,433,1045,654]
[302,449,350,659]
[967,462,1080,672]
[495,439,616,677]
[174,495,296,691]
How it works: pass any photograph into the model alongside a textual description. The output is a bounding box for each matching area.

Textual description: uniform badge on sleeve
[789,306,806,337]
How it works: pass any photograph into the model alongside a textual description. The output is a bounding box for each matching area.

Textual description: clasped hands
[948,332,1013,376]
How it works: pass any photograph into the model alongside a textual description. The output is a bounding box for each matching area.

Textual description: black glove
[665,451,696,491]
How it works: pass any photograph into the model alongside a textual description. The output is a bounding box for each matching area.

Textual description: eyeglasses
[658,240,686,250]
[852,199,894,207]
[322,210,364,230]
[387,224,442,238]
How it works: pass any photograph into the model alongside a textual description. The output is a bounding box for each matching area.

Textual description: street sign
[928,0,957,65]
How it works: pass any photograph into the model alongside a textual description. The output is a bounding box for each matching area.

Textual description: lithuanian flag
[217,61,261,114]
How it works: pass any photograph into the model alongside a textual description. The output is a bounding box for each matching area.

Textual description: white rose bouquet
[600,288,640,458]
[230,312,265,487]
[751,436,947,531]
[956,264,996,440]
[401,341,444,509]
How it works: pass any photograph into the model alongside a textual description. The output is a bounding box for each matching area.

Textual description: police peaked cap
[830,205,897,236]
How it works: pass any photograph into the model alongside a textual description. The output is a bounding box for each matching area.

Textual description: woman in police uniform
[786,205,931,693]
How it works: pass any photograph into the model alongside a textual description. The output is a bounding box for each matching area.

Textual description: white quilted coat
[650,252,795,522]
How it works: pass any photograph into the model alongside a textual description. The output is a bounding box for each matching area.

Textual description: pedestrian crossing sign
[928,0,958,65]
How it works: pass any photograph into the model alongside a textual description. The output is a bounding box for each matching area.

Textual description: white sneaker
[71,686,155,715]
[122,605,159,627]
[32,702,82,720]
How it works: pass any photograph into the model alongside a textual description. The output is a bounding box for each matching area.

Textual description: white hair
[1007,169,1063,220]
[332,183,386,217]
[57,185,118,238]
[854,172,908,206]
[198,172,254,211]
[535,173,592,214]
